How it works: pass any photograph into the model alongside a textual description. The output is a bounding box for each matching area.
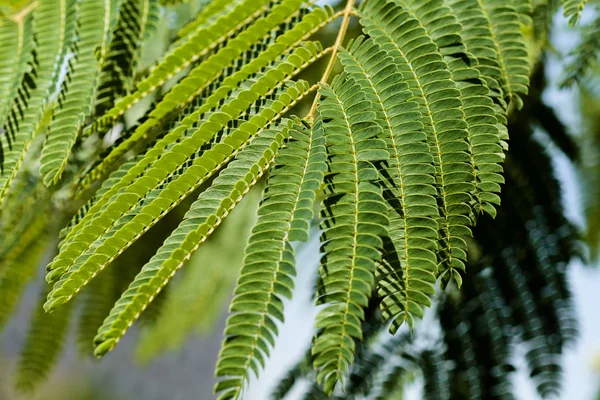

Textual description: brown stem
[304,0,356,121]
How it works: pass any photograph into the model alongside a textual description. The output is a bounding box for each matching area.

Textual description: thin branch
[10,1,37,22]
[304,0,356,122]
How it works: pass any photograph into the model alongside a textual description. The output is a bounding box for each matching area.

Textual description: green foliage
[215,120,325,398]
[562,13,600,87]
[0,0,593,399]
[337,36,438,333]
[0,0,77,206]
[15,285,73,393]
[311,76,389,393]
[94,0,161,116]
[39,0,119,185]
[562,0,588,26]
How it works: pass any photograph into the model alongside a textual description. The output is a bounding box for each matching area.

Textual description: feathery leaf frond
[44,77,316,312]
[337,36,438,332]
[0,0,77,206]
[215,120,326,399]
[78,1,333,189]
[15,285,73,393]
[447,0,530,110]
[135,188,260,363]
[0,8,34,171]
[94,0,161,115]
[39,0,119,186]
[360,0,473,287]
[311,76,389,394]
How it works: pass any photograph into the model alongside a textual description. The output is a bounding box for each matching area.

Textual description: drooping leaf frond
[447,0,530,110]
[0,0,77,206]
[94,0,161,116]
[360,0,473,287]
[39,0,119,186]
[0,7,34,172]
[93,0,279,131]
[214,120,326,398]
[398,0,505,217]
[15,284,73,393]
[44,76,316,311]
[78,1,333,191]
[311,76,389,394]
[337,37,438,332]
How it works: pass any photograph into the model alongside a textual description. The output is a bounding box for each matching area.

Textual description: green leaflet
[562,0,588,26]
[312,76,389,394]
[80,0,327,188]
[361,0,472,287]
[397,0,505,217]
[0,0,77,207]
[214,120,326,399]
[39,0,119,186]
[135,188,261,364]
[338,37,439,332]
[15,284,73,393]
[93,124,289,358]
[94,0,161,116]
[44,79,314,311]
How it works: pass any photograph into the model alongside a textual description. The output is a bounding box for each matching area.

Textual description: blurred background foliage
[1,0,600,399]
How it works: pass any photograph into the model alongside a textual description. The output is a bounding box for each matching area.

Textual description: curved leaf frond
[0,8,34,172]
[39,0,119,186]
[134,187,260,364]
[311,75,389,394]
[337,37,438,331]
[94,0,161,115]
[43,55,318,309]
[79,1,333,189]
[360,0,473,287]
[214,120,326,399]
[0,0,77,206]
[447,0,530,109]
[14,285,73,393]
